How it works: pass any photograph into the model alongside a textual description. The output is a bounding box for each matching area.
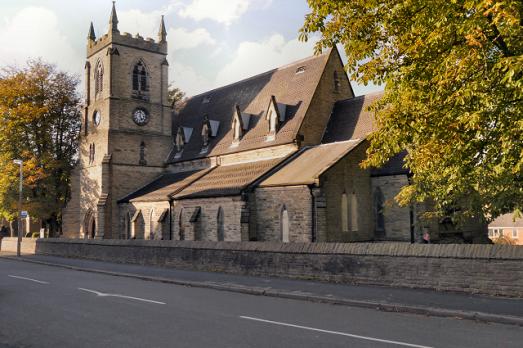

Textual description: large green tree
[301,0,522,223]
[0,60,81,235]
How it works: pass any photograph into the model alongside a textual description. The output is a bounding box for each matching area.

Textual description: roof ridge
[186,51,331,100]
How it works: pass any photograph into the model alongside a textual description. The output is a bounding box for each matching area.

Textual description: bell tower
[71,2,172,239]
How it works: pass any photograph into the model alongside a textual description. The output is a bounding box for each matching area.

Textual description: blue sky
[0,0,382,97]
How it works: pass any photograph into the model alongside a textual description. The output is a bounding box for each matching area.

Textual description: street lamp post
[13,159,23,257]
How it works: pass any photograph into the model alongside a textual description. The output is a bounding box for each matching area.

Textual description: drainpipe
[309,186,317,242]
[169,199,173,240]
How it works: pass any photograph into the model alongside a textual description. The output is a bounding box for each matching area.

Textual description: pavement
[0,252,522,327]
[1,256,523,348]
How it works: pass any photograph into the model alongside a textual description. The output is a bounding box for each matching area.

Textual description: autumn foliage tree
[301,0,523,223]
[0,60,81,235]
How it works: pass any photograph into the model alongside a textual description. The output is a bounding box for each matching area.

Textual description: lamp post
[13,159,23,257]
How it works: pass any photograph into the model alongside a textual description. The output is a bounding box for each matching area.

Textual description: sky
[0,0,382,97]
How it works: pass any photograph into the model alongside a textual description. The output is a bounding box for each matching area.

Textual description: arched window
[374,187,385,233]
[95,61,103,95]
[350,193,358,232]
[178,208,185,241]
[217,207,224,241]
[341,193,349,232]
[132,61,148,92]
[149,209,155,240]
[281,205,289,243]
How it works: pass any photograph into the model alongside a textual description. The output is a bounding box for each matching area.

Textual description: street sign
[21,211,28,218]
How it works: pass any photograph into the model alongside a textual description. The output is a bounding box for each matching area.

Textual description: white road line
[240,316,433,348]
[8,275,49,284]
[78,288,166,305]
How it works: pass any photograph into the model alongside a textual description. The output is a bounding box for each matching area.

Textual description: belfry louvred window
[95,62,103,95]
[132,61,148,92]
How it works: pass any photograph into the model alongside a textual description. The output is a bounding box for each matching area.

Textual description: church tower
[65,2,172,239]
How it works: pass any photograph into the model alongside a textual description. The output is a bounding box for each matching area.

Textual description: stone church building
[62,4,486,243]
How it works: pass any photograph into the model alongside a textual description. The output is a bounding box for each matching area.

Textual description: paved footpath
[1,252,521,327]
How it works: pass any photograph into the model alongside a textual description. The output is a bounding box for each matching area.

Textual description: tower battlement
[86,2,167,58]
[87,31,167,57]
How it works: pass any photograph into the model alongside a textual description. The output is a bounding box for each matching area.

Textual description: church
[62,4,487,243]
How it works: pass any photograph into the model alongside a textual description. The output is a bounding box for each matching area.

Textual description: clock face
[93,110,101,126]
[133,109,149,126]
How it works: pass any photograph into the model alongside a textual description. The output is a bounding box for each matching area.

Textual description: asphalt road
[0,259,522,348]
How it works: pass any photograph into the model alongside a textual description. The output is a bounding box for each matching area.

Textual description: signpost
[13,159,23,257]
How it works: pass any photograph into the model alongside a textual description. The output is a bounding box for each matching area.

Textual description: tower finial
[109,1,119,33]
[88,22,96,41]
[158,15,167,43]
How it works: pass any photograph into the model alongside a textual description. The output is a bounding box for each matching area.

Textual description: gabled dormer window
[265,95,287,141]
[231,105,244,146]
[175,127,185,156]
[201,115,211,153]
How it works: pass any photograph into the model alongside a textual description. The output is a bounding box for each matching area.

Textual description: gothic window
[95,61,103,95]
[217,207,224,241]
[350,193,359,232]
[132,61,148,92]
[374,187,385,234]
[334,71,341,93]
[190,207,202,241]
[89,143,95,164]
[149,209,155,240]
[281,205,290,243]
[341,193,349,232]
[139,141,147,165]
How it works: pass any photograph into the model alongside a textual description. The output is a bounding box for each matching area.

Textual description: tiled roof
[173,158,284,199]
[167,50,332,163]
[118,169,211,203]
[489,213,523,228]
[322,91,383,143]
[260,140,365,187]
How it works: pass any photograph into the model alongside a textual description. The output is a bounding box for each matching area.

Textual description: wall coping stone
[3,238,520,260]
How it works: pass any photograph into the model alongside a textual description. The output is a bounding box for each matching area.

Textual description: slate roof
[173,158,284,199]
[322,91,383,143]
[260,140,365,187]
[490,213,523,228]
[118,169,211,203]
[167,50,332,163]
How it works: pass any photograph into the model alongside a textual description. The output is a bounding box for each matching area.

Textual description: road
[0,259,522,348]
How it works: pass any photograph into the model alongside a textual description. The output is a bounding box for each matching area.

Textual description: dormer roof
[168,49,333,163]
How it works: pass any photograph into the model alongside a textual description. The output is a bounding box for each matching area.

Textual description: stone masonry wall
[371,175,412,241]
[171,197,244,242]
[254,186,313,242]
[4,238,521,298]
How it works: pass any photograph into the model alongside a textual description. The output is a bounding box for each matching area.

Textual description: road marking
[239,316,433,348]
[8,275,49,284]
[78,288,166,305]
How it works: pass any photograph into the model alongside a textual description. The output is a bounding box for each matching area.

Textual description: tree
[0,60,81,235]
[300,0,523,223]
[168,84,186,111]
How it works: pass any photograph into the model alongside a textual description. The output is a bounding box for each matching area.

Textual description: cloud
[0,6,80,73]
[168,27,215,50]
[215,33,318,88]
[178,0,271,25]
[118,8,165,39]
[170,62,213,96]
